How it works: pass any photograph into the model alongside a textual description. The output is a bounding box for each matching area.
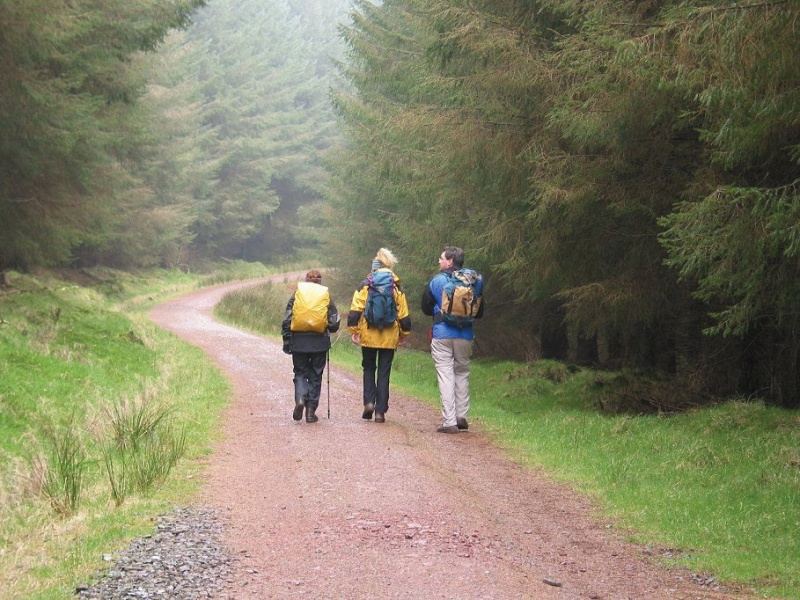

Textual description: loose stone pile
[77,507,239,599]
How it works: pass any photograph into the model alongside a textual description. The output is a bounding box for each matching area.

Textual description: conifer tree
[330,0,799,404]
[0,0,206,270]
[182,0,347,261]
[655,2,800,404]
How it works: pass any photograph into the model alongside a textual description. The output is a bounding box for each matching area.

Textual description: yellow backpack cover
[290,281,330,334]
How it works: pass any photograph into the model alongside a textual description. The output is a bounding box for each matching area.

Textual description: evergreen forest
[1,0,798,407]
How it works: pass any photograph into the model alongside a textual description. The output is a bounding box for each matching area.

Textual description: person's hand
[351,333,360,346]
[397,335,408,346]
[282,342,292,355]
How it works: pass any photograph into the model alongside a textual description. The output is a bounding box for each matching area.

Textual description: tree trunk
[597,330,610,366]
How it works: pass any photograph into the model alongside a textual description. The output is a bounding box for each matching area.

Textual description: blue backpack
[364,270,397,330]
[440,269,483,328]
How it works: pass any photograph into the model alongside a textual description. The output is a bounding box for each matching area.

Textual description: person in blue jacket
[420,247,485,433]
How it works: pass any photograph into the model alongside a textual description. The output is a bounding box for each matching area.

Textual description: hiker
[282,269,340,423]
[421,246,485,433]
[347,248,411,423]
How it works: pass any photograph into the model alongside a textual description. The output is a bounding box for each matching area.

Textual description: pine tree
[329,0,799,404]
[0,0,206,269]
[178,0,347,261]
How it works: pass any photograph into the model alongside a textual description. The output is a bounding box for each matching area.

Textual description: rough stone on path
[77,507,239,599]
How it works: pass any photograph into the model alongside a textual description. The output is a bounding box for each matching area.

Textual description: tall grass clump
[102,386,187,505]
[214,279,294,336]
[104,425,187,506]
[26,422,89,516]
[106,384,173,451]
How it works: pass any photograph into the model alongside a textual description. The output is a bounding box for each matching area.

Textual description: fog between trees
[1,1,797,405]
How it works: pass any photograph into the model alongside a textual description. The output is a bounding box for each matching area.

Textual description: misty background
[1,0,798,406]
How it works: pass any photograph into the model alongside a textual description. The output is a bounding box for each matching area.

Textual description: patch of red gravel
[150,276,758,600]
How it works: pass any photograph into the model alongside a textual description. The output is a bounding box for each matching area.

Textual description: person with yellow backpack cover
[282,269,340,423]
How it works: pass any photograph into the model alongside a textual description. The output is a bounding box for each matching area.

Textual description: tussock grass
[102,385,187,506]
[36,421,89,516]
[214,278,294,337]
[103,425,187,507]
[105,383,173,452]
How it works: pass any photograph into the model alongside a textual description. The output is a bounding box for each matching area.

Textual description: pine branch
[610,0,792,28]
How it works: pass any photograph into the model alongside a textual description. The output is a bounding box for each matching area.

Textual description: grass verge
[0,262,272,599]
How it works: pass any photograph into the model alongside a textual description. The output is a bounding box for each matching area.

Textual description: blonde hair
[374,248,398,269]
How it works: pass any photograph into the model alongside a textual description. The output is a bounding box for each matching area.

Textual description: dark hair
[443,246,464,269]
[305,269,323,283]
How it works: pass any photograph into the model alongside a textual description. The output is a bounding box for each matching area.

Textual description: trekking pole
[326,349,331,419]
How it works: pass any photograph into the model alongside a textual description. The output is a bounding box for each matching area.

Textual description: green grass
[218,280,799,599]
[0,265,253,599]
[397,356,799,599]
[2,271,798,599]
[214,274,295,336]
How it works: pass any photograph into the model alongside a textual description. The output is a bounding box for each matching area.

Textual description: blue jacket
[420,268,484,340]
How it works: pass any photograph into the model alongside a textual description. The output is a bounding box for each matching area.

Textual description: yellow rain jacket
[347,268,411,349]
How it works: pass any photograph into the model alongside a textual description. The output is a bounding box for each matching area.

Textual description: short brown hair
[443,247,464,268]
[305,269,323,283]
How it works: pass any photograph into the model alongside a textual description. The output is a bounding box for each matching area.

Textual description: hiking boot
[456,417,469,431]
[306,406,319,423]
[436,425,458,434]
[362,403,374,420]
[292,399,305,421]
[374,412,385,423]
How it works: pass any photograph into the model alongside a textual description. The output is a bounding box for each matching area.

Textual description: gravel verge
[77,507,239,599]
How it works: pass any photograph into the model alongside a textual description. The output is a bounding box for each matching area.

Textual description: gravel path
[79,276,754,599]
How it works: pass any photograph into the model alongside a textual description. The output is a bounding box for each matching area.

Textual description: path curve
[150,276,743,600]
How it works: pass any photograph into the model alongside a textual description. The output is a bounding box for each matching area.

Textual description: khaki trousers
[430,337,473,427]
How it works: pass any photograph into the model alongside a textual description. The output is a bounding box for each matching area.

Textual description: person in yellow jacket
[347,248,411,423]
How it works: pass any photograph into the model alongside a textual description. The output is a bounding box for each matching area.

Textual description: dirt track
[149,276,748,599]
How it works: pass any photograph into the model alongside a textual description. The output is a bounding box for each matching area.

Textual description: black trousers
[361,347,395,414]
[292,351,327,409]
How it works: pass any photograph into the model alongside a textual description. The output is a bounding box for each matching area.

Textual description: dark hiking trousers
[292,351,327,409]
[361,347,395,414]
